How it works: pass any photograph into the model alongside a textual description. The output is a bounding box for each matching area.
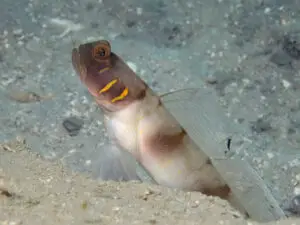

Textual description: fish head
[72,40,114,98]
[72,40,147,112]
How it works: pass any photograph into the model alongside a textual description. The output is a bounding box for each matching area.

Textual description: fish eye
[92,41,111,61]
[98,48,106,56]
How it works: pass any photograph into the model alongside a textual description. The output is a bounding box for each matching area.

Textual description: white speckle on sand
[136,7,143,15]
[242,79,250,85]
[289,159,300,167]
[112,206,120,211]
[266,152,274,159]
[68,149,76,154]
[48,18,83,31]
[294,186,300,195]
[140,69,146,75]
[0,220,22,225]
[282,79,291,89]
[13,29,23,35]
[264,8,271,14]
[260,96,266,101]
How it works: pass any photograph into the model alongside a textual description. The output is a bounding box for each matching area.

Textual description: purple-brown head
[72,40,147,112]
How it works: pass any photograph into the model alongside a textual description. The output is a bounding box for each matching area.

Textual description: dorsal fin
[159,84,285,222]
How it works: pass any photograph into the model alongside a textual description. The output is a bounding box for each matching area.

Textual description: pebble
[205,75,218,85]
[289,195,300,215]
[8,90,53,103]
[62,116,84,136]
[0,187,13,197]
[283,35,300,59]
[270,50,292,66]
[250,118,272,133]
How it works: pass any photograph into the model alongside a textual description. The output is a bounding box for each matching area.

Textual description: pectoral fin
[89,143,155,183]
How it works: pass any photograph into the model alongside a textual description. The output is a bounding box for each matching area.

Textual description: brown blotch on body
[148,128,187,154]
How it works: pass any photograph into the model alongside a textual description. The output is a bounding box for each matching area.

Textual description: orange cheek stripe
[111,87,129,103]
[99,67,111,74]
[99,79,118,94]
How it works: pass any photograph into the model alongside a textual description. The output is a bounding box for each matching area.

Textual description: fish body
[105,88,231,197]
[72,40,230,198]
[71,40,291,222]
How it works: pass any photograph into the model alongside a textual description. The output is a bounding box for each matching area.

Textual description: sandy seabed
[0,138,298,225]
[2,0,300,223]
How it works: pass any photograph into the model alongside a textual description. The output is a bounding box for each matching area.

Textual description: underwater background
[1,0,300,218]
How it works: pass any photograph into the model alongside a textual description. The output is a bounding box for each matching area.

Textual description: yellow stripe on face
[99,67,110,74]
[99,79,118,94]
[111,87,129,103]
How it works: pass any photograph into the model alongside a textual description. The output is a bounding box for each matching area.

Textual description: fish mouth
[71,47,98,98]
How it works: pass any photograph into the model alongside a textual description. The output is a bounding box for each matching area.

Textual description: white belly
[105,92,226,191]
